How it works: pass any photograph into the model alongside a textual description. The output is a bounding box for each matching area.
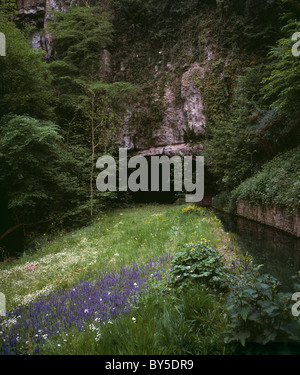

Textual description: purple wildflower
[0,254,172,354]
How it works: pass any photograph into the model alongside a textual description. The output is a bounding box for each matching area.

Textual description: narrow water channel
[214,210,300,292]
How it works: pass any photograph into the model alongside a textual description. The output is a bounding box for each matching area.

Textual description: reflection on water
[214,210,300,291]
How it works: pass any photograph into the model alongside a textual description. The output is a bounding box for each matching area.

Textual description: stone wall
[237,200,300,238]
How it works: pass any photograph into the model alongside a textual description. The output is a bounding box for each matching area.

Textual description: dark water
[214,210,300,291]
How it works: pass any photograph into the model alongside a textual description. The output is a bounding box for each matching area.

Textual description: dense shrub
[225,270,300,353]
[231,145,300,212]
[168,240,228,292]
[0,115,91,248]
[212,191,236,213]
[0,17,54,119]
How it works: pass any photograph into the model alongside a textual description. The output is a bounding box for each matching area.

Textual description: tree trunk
[90,91,95,217]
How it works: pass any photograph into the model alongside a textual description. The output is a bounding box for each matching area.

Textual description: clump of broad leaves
[225,256,300,354]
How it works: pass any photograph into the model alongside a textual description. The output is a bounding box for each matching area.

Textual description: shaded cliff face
[151,62,206,148]
[119,61,208,153]
[15,0,210,155]
[117,55,214,154]
[16,0,75,58]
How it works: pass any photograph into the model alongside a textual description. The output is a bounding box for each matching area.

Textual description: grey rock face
[15,1,209,156]
[181,62,206,137]
[16,0,74,58]
[120,62,207,154]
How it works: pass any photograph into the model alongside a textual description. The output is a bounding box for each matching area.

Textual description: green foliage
[202,61,270,190]
[168,240,228,292]
[0,115,91,234]
[48,3,139,146]
[0,17,54,119]
[165,224,300,353]
[0,0,17,18]
[115,0,279,52]
[187,7,299,193]
[212,191,236,214]
[48,5,114,123]
[47,3,140,218]
[261,20,300,121]
[203,52,299,190]
[231,145,300,212]
[226,272,300,352]
[279,0,300,24]
[166,228,300,353]
[193,59,233,131]
[241,0,280,52]
[49,5,113,76]
[40,282,228,355]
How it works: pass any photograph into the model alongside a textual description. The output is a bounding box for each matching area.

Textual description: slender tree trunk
[90,91,95,217]
[0,220,49,241]
[0,224,22,241]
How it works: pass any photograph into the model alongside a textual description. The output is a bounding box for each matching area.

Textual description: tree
[0,115,90,243]
[48,4,114,125]
[0,0,17,19]
[83,81,139,216]
[278,0,300,23]
[261,20,300,121]
[48,3,140,216]
[84,86,119,217]
[0,17,54,119]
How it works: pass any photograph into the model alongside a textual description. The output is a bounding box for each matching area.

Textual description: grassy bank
[0,204,235,312]
[0,204,236,354]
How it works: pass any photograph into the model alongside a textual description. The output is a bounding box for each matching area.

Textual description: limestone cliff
[119,61,208,154]
[16,0,75,58]
[15,0,210,156]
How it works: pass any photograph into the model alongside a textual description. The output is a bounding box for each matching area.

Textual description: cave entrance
[131,155,177,204]
[133,189,177,204]
[130,156,217,205]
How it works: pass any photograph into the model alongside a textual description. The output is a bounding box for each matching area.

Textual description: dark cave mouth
[132,190,178,204]
[130,166,218,205]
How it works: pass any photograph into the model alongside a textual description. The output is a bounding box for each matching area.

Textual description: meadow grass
[0,203,238,355]
[0,204,234,311]
[39,283,228,355]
